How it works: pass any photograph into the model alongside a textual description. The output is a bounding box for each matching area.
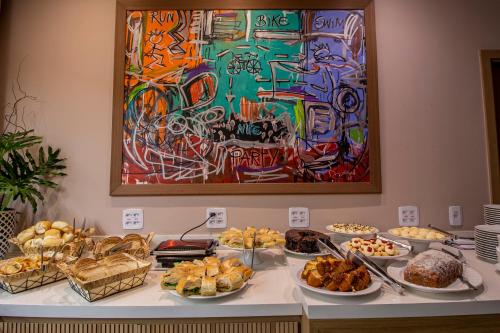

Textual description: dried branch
[2,57,37,134]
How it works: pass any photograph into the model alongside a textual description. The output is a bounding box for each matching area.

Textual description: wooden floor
[2,314,500,333]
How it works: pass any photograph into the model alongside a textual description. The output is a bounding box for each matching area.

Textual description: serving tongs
[376,234,413,252]
[106,241,133,256]
[427,224,474,240]
[317,239,405,295]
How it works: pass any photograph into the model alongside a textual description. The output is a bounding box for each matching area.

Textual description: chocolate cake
[285,229,329,253]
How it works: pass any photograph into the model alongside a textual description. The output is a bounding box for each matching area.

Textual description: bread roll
[0,262,22,275]
[44,229,61,239]
[17,227,35,245]
[62,232,75,243]
[200,276,216,296]
[34,221,52,235]
[43,237,63,247]
[51,221,69,231]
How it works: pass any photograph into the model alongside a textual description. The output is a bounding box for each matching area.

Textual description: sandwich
[225,266,252,281]
[221,258,242,272]
[161,270,186,290]
[200,276,216,296]
[176,275,202,296]
[216,271,244,292]
[205,264,219,277]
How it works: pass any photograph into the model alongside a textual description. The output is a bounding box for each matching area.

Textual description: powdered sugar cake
[404,249,463,288]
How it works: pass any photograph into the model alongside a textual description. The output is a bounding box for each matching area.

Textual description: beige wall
[0,0,497,235]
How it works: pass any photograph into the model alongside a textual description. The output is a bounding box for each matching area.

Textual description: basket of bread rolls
[92,233,154,260]
[57,253,151,302]
[10,220,95,257]
[0,251,77,293]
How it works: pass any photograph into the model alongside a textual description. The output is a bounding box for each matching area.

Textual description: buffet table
[1,248,500,332]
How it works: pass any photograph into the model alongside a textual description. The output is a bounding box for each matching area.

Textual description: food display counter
[1,242,500,332]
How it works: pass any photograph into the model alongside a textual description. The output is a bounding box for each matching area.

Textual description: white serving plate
[283,247,329,258]
[168,281,248,299]
[386,261,483,293]
[475,225,500,233]
[292,266,382,297]
[484,204,500,209]
[339,241,410,260]
[325,227,378,242]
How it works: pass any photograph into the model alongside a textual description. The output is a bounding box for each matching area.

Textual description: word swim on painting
[122,9,370,185]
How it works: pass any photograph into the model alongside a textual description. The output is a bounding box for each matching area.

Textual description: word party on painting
[114,6,379,193]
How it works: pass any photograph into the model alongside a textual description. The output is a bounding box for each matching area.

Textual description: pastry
[219,227,285,249]
[221,258,242,272]
[301,256,371,292]
[200,276,216,296]
[161,256,252,296]
[176,275,202,296]
[404,249,462,288]
[216,271,244,292]
[285,229,329,253]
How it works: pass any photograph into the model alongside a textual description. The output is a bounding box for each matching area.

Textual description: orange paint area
[125,10,202,84]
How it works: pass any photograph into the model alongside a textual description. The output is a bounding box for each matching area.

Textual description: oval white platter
[292,267,382,297]
[168,281,248,299]
[386,261,483,293]
[218,244,277,252]
[339,241,410,260]
[283,247,329,258]
[386,229,450,243]
[325,225,378,239]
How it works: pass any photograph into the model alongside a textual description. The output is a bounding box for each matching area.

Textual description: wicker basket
[0,210,17,259]
[58,253,151,302]
[93,233,153,260]
[0,259,66,294]
[10,237,93,257]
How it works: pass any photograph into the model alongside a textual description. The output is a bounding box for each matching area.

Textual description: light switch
[449,206,463,226]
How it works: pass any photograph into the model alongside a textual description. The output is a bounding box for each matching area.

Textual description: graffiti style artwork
[114,5,380,194]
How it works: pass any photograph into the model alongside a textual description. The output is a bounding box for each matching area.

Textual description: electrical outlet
[206,208,227,228]
[398,206,419,226]
[289,207,310,228]
[449,206,463,226]
[122,208,144,230]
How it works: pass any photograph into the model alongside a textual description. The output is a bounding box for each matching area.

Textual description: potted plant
[0,69,66,258]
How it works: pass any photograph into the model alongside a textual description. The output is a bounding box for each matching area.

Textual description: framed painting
[110,0,380,195]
